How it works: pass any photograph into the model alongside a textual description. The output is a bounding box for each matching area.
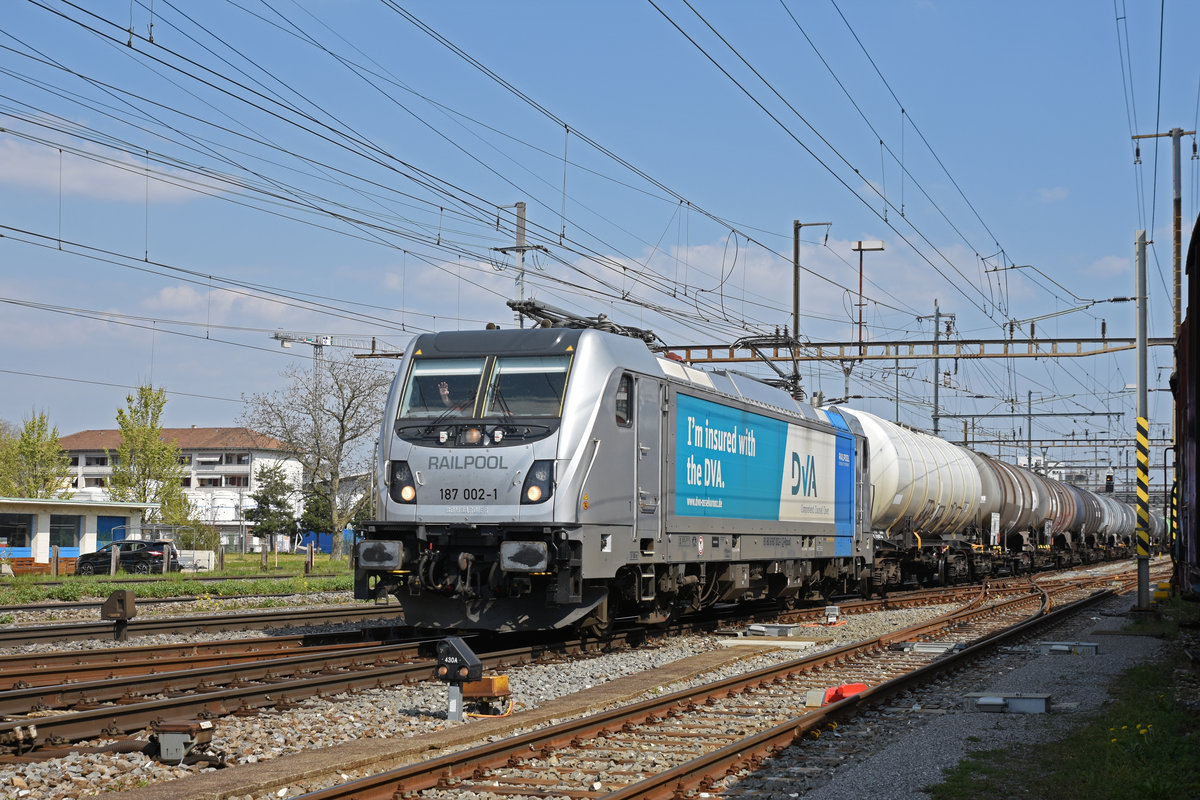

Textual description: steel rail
[605,588,1108,800]
[0,641,411,705]
[0,604,407,647]
[0,633,363,677]
[0,590,345,614]
[289,582,1101,800]
[0,630,657,752]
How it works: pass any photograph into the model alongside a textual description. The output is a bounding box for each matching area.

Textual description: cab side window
[615,374,633,427]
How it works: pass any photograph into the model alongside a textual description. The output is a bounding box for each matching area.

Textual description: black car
[75,540,182,575]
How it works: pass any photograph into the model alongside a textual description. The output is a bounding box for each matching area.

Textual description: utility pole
[850,240,885,356]
[916,301,954,436]
[791,221,832,344]
[1135,229,1150,610]
[1131,128,1194,338]
[1028,390,1033,470]
[494,202,549,329]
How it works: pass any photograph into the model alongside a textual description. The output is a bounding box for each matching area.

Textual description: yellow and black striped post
[1136,416,1150,608]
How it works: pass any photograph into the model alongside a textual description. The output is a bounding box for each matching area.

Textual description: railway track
[0,567,1147,769]
[286,573,1134,800]
[0,590,347,615]
[0,585,961,649]
[0,573,340,594]
[0,628,676,756]
[0,604,407,648]
[0,587,979,757]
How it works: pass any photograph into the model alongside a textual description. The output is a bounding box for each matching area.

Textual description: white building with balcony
[58,426,303,549]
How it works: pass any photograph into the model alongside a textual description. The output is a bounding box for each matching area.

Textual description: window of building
[0,513,33,548]
[85,477,106,488]
[226,475,249,488]
[198,477,222,488]
[85,455,108,467]
[178,454,192,466]
[69,456,79,467]
[224,452,250,465]
[49,515,81,548]
[181,477,192,488]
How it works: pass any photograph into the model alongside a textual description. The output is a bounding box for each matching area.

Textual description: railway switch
[435,636,482,721]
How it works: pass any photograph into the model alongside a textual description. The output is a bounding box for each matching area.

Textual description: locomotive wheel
[579,598,614,639]
[581,614,614,639]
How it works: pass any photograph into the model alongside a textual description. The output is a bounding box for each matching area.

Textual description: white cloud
[0,134,196,204]
[1037,187,1068,203]
[141,284,292,325]
[1087,255,1128,279]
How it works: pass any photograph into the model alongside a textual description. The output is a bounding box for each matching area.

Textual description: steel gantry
[658,335,1174,365]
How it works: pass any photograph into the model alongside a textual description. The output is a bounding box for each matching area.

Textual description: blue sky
[0,1,1195,481]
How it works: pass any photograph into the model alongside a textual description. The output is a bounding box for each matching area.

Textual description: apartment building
[58,426,303,548]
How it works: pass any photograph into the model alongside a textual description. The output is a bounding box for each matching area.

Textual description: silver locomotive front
[354,328,604,631]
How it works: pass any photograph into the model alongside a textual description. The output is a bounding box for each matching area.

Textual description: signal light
[435,637,482,684]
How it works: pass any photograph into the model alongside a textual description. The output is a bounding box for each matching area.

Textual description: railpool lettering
[427,455,508,470]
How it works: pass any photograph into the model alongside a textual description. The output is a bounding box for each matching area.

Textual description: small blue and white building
[0,496,158,563]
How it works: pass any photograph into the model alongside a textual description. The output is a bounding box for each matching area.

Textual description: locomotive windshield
[484,356,569,417]
[398,357,486,420]
[397,354,571,421]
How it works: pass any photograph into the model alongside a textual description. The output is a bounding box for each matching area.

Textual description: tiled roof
[59,427,288,452]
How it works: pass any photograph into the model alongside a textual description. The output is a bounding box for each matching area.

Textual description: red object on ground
[823,683,869,705]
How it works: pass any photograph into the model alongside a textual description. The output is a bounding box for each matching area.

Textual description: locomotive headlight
[389,460,417,504]
[521,460,554,504]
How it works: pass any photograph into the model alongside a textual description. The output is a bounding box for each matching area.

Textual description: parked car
[75,540,181,575]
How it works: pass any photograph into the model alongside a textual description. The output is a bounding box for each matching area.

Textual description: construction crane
[269,331,405,368]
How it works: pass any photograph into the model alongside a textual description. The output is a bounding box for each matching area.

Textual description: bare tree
[241,356,392,559]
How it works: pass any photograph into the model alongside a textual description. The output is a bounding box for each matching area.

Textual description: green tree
[244,463,298,551]
[107,386,192,525]
[0,413,74,499]
[299,491,333,535]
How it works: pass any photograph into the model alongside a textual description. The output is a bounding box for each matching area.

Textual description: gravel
[0,564,1164,800]
[721,593,1165,799]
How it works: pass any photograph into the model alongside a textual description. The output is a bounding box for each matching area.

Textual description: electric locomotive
[354,326,874,633]
[354,325,1141,632]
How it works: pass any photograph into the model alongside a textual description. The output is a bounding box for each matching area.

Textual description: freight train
[354,325,1148,633]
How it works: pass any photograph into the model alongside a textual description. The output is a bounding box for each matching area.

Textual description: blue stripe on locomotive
[674,395,856,557]
[824,408,856,556]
